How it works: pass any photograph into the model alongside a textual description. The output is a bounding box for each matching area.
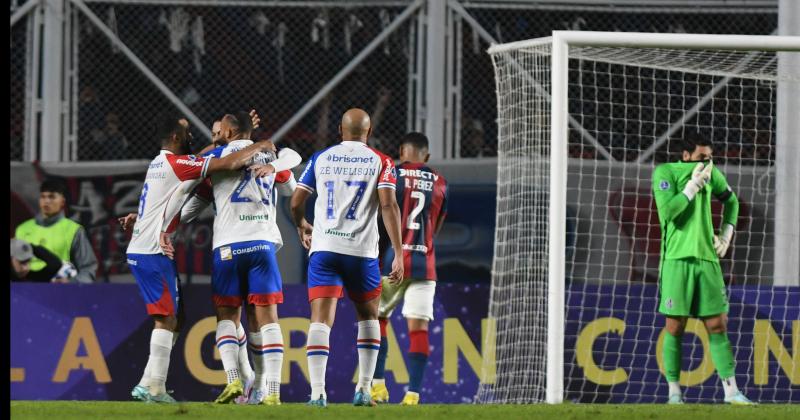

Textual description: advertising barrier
[11,283,798,402]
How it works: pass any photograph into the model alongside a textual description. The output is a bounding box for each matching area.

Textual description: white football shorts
[377,276,436,321]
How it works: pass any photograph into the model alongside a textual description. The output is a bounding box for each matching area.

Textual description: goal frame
[487,31,800,404]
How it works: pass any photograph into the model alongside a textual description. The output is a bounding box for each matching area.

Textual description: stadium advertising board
[564,285,798,403]
[11,283,798,402]
[10,283,492,403]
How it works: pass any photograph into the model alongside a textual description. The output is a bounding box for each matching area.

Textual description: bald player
[291,108,404,407]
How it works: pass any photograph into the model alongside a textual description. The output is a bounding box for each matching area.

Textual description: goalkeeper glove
[714,223,735,258]
[682,161,713,201]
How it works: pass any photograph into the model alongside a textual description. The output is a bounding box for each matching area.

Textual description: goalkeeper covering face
[652,132,754,405]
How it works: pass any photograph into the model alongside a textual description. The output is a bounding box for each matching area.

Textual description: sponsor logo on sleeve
[176,158,204,167]
[382,158,395,182]
[298,158,314,183]
[659,180,670,190]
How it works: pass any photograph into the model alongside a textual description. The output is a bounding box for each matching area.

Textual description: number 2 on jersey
[325,181,368,220]
[231,170,273,205]
[407,191,425,230]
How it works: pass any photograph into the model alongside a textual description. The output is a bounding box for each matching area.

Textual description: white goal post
[479,31,800,404]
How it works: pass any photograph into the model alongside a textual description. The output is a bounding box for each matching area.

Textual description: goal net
[477,32,800,404]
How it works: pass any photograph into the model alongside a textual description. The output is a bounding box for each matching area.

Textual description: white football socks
[148,328,174,395]
[668,381,681,397]
[216,320,241,384]
[355,320,381,393]
[721,375,740,398]
[137,360,152,388]
[236,323,254,384]
[307,322,331,400]
[261,323,284,397]
[249,331,266,391]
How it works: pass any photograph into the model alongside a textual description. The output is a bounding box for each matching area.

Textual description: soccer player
[122,111,264,404]
[181,112,301,405]
[652,132,753,405]
[370,132,447,405]
[290,108,404,407]
[125,115,273,403]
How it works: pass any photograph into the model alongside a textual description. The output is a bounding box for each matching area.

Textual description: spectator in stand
[10,238,76,283]
[461,118,493,158]
[368,86,394,154]
[78,85,106,160]
[79,85,105,136]
[14,179,98,283]
[88,112,130,160]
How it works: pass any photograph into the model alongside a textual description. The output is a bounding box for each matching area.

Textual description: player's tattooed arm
[290,187,314,250]
[378,188,404,283]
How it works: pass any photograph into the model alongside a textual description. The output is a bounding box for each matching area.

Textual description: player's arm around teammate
[198,112,301,405]
[117,114,274,242]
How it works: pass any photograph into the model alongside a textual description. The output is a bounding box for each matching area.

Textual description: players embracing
[124,115,274,403]
[174,112,302,405]
[371,132,447,405]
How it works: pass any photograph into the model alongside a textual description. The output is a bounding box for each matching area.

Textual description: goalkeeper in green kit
[652,133,754,405]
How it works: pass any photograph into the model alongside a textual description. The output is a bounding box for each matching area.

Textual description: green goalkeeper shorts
[658,257,729,318]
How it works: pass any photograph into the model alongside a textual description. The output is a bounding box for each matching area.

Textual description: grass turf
[10,401,799,420]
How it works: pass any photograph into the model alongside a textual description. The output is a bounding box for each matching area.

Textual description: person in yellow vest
[14,178,98,283]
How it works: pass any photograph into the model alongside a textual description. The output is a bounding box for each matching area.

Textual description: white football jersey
[207,140,293,250]
[127,150,211,255]
[296,140,397,258]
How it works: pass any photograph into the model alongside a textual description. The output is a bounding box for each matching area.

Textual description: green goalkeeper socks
[709,332,736,380]
[662,332,682,383]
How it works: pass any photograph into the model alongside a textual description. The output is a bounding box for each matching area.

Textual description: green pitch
[10,401,799,420]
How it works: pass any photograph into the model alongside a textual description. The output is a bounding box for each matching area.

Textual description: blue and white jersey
[206,140,294,250]
[297,141,397,258]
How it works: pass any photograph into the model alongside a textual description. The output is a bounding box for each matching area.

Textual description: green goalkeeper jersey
[652,161,739,262]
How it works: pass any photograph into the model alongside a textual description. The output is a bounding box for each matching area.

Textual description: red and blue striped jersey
[383,161,448,280]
